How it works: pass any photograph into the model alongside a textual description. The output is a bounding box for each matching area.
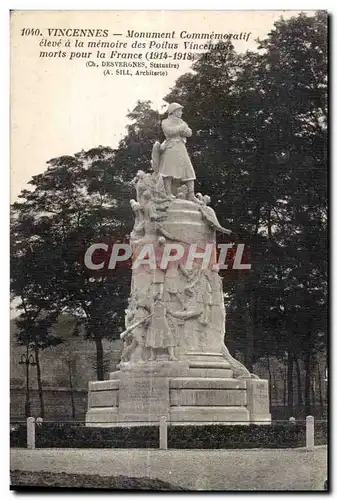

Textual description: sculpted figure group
[120,267,212,366]
[120,102,232,368]
[120,292,178,364]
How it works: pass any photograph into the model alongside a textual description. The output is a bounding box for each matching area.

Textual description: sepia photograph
[9,9,328,491]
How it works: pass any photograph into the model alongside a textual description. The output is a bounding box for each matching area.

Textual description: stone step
[185,352,230,364]
[170,388,247,406]
[185,368,233,378]
[109,367,234,379]
[188,361,232,369]
[169,406,250,423]
[109,361,190,379]
[89,380,119,391]
[170,377,246,390]
[86,407,119,425]
[88,390,119,408]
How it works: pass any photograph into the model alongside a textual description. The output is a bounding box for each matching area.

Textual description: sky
[10,10,317,201]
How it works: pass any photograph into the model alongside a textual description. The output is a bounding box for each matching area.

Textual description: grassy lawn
[10,470,185,490]
[11,447,327,491]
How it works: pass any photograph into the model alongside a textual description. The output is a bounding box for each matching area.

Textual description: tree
[10,238,62,417]
[11,147,131,381]
[164,12,327,407]
[113,101,163,179]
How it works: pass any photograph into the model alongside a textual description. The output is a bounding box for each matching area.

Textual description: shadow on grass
[10,470,186,491]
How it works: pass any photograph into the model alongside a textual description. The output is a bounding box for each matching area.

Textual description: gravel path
[11,446,327,491]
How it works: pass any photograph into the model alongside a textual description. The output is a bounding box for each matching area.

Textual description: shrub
[169,423,307,449]
[10,423,26,448]
[313,420,328,446]
[35,423,159,448]
[11,420,327,449]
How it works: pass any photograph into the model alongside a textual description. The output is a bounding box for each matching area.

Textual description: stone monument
[86,102,271,426]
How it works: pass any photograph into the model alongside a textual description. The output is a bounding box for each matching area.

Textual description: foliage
[10,421,328,449]
[163,12,328,406]
[11,147,132,380]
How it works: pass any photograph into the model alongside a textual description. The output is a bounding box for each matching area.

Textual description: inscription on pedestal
[118,373,170,423]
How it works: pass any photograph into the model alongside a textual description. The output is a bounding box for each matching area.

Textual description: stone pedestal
[86,359,271,426]
[246,379,271,423]
[118,372,170,424]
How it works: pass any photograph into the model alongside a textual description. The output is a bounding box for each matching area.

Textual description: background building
[10,315,122,420]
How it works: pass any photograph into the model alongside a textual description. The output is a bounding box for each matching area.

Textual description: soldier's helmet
[167,102,183,115]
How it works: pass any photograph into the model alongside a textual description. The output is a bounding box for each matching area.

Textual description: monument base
[86,358,271,427]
